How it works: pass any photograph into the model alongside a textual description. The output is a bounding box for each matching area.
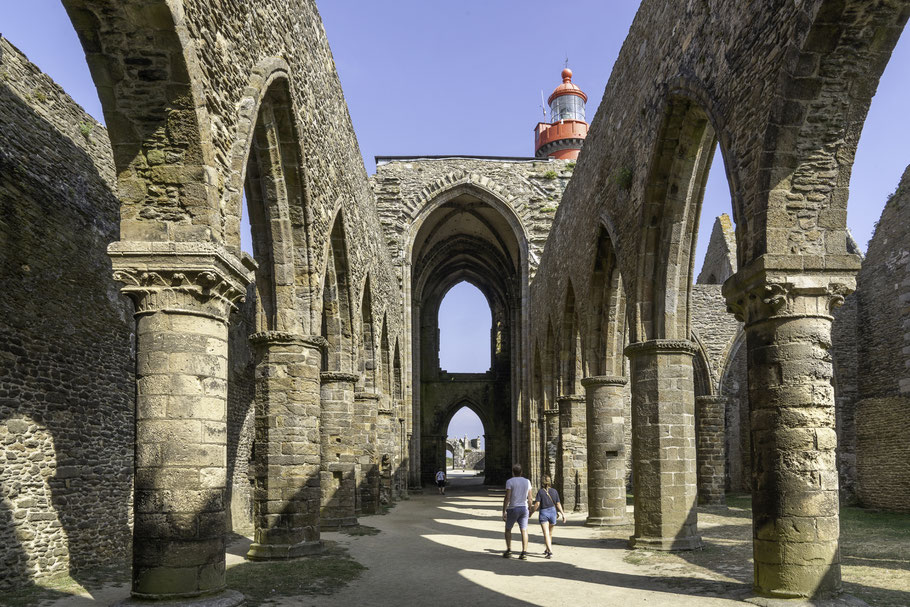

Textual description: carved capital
[556,394,586,403]
[355,391,382,401]
[722,257,857,326]
[580,375,628,388]
[320,371,360,384]
[624,339,699,358]
[249,332,327,351]
[110,241,253,321]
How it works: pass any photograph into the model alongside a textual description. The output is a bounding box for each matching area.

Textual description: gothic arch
[320,210,354,373]
[63,0,222,240]
[633,95,725,342]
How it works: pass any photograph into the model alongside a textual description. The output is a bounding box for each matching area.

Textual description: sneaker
[545,552,552,559]
[502,550,511,558]
[519,551,527,560]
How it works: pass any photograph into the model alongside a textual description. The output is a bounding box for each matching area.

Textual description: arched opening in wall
[446,406,486,483]
[410,187,527,487]
[438,281,492,373]
[358,277,377,392]
[633,96,742,520]
[445,449,454,470]
[559,282,583,397]
[321,212,354,373]
[227,78,307,534]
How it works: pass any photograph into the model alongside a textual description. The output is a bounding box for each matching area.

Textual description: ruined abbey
[1,0,909,604]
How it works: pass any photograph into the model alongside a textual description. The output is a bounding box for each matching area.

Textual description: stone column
[111,243,250,604]
[696,395,727,506]
[543,407,559,480]
[625,339,702,551]
[319,371,360,529]
[582,376,628,526]
[354,391,381,515]
[398,417,408,498]
[725,270,855,598]
[557,395,587,512]
[246,332,324,560]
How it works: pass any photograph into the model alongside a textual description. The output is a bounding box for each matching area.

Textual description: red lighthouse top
[534,68,589,160]
[548,68,588,104]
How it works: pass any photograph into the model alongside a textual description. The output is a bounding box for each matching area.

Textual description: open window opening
[446,406,485,482]
[438,282,492,373]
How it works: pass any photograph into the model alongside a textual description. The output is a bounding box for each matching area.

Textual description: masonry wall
[372,157,572,280]
[0,37,134,588]
[855,165,910,512]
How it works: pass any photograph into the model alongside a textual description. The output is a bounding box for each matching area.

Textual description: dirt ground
[10,476,910,606]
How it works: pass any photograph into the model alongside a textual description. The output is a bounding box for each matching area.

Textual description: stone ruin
[1,0,909,603]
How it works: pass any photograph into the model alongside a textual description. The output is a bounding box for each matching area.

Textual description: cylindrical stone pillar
[319,371,360,529]
[625,339,702,551]
[246,332,324,560]
[582,376,628,526]
[557,395,587,512]
[745,295,842,597]
[354,391,381,515]
[695,395,727,506]
[544,407,559,480]
[398,417,408,498]
[112,248,250,605]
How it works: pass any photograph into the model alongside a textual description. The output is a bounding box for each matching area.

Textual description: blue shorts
[538,506,558,525]
[505,506,529,531]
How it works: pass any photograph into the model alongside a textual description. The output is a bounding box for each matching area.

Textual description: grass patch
[228,542,365,605]
[339,524,381,536]
[542,170,558,180]
[619,495,910,606]
[541,206,557,213]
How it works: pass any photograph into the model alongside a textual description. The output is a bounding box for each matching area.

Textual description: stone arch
[237,74,307,334]
[393,337,403,402]
[379,314,391,396]
[585,225,627,378]
[320,210,354,373]
[558,281,583,396]
[755,0,909,264]
[434,396,491,440]
[62,0,221,241]
[690,332,715,398]
[357,276,377,392]
[633,95,723,342]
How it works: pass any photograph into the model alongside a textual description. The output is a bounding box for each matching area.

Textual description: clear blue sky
[3,2,907,442]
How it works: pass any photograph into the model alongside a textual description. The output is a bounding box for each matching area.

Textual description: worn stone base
[585,515,628,527]
[114,589,245,607]
[246,539,324,561]
[628,534,703,551]
[745,593,868,607]
[319,517,359,531]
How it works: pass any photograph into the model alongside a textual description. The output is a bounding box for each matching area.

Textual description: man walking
[502,463,534,560]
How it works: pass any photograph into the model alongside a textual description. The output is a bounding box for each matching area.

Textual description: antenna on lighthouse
[539,90,547,120]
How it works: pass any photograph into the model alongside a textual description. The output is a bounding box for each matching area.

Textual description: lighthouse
[534,68,589,160]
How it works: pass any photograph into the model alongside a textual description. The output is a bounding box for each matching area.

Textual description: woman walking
[532,475,566,558]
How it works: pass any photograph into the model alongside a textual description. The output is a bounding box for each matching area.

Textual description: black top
[535,487,560,509]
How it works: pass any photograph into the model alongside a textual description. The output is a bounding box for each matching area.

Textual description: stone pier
[543,407,560,480]
[111,243,249,604]
[695,395,727,505]
[319,371,360,529]
[725,269,855,598]
[625,339,702,551]
[354,391,381,515]
[582,376,628,526]
[246,332,324,560]
[557,395,587,512]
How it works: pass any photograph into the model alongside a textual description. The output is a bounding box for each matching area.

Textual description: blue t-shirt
[535,487,560,509]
